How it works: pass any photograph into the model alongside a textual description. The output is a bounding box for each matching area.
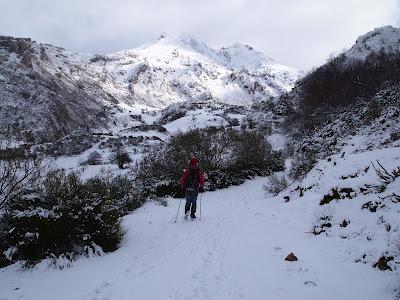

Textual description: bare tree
[0,141,47,208]
[0,158,47,208]
[112,145,132,169]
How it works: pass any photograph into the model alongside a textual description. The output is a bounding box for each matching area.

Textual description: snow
[1,28,399,300]
[346,25,400,61]
[0,174,398,299]
[219,43,274,72]
[164,110,229,134]
[1,32,301,142]
[85,32,301,108]
[267,133,286,150]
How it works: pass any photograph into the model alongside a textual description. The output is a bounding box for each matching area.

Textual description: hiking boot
[184,212,190,220]
[190,214,197,219]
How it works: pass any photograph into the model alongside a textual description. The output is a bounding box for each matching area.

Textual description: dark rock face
[0,36,33,55]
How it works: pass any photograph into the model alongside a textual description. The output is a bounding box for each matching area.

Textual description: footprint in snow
[139,265,154,275]
[304,281,318,287]
[95,281,110,293]
[297,267,309,274]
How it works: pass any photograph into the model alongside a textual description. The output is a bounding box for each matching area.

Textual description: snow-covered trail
[0,178,394,300]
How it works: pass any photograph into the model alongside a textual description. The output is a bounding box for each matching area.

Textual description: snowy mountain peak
[146,32,218,59]
[157,32,199,45]
[346,25,400,61]
[156,32,199,48]
[98,33,301,107]
[219,43,275,72]
[147,33,281,72]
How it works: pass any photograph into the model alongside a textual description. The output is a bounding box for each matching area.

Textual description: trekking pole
[199,192,202,221]
[174,197,182,223]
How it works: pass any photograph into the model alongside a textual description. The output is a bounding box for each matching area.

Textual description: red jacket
[180,166,205,190]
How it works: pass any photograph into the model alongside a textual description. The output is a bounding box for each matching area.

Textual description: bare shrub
[371,161,400,185]
[82,151,103,165]
[264,174,288,196]
[0,157,47,208]
[364,162,400,202]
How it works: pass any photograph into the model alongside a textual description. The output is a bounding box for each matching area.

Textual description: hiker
[180,157,205,219]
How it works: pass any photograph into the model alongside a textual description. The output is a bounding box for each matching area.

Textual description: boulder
[285,252,298,261]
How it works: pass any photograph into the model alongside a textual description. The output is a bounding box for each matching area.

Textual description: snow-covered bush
[111,146,132,169]
[225,116,240,127]
[0,169,137,268]
[311,206,334,235]
[157,102,198,125]
[264,174,288,196]
[97,170,144,213]
[283,141,295,157]
[289,149,317,180]
[43,132,101,157]
[241,115,258,130]
[81,151,103,165]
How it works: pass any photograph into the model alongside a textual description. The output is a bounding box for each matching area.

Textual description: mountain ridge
[345,25,400,61]
[0,33,300,141]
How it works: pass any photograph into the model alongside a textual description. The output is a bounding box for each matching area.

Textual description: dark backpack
[186,168,199,195]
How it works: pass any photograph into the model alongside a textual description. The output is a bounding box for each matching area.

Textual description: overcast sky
[1,0,399,70]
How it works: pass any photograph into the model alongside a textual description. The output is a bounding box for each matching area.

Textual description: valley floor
[0,178,397,300]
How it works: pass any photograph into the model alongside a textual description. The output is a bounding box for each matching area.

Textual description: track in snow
[0,178,393,300]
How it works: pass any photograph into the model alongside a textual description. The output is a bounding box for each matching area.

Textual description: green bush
[0,169,140,267]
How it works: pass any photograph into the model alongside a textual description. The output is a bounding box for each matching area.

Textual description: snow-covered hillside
[0,36,113,142]
[346,25,400,61]
[84,33,300,107]
[0,33,299,142]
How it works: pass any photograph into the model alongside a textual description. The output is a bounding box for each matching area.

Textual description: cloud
[0,0,398,70]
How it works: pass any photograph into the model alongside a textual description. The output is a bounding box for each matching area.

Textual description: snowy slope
[346,25,400,61]
[0,36,114,142]
[89,33,300,107]
[0,177,397,300]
